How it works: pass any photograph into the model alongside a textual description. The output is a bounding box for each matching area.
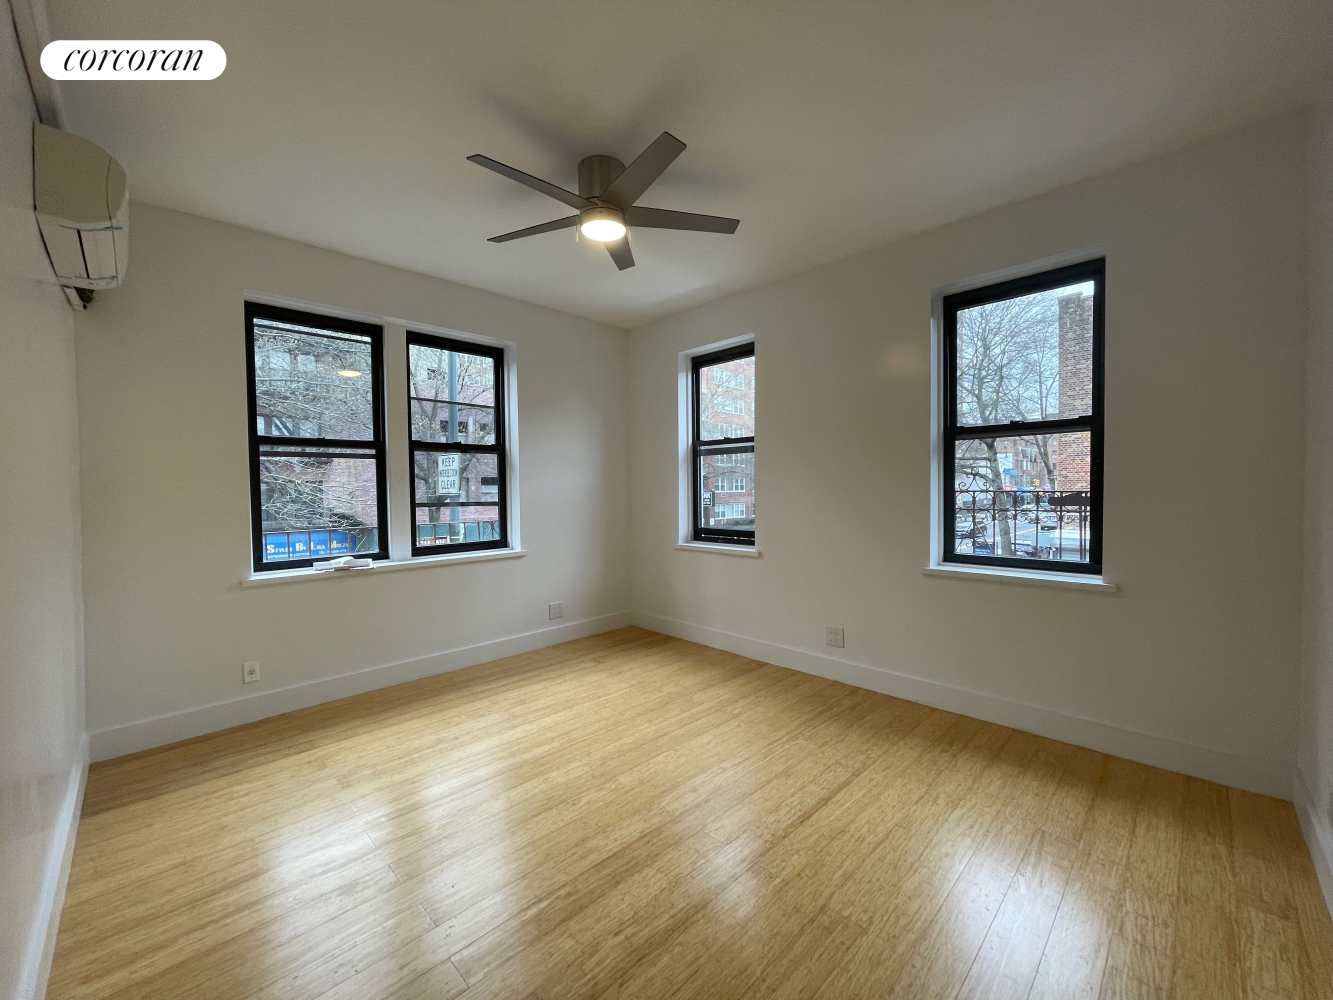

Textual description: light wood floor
[49,627,1333,1000]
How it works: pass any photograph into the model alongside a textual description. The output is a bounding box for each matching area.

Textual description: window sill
[241,548,526,587]
[675,542,762,558]
[922,563,1116,592]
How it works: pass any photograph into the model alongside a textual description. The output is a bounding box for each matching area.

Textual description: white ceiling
[48,0,1327,328]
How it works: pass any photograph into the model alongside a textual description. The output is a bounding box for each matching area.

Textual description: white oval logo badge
[41,40,226,80]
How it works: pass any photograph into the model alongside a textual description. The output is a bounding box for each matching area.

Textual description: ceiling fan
[467,132,739,270]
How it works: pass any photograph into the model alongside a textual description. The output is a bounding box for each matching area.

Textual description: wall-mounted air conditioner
[32,123,128,301]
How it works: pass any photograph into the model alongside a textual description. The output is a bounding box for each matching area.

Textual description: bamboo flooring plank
[1093,767,1184,1000]
[448,827,727,986]
[52,864,412,1000]
[1245,793,1333,998]
[1231,788,1300,921]
[1237,904,1306,1000]
[1166,776,1245,1000]
[43,628,1333,1000]
[52,829,383,976]
[381,959,469,1000]
[817,731,1058,999]
[384,672,835,883]
[955,829,1078,1000]
[901,737,1074,1000]
[404,734,827,934]
[1023,755,1148,1000]
[350,661,796,858]
[821,721,1013,930]
[756,709,968,884]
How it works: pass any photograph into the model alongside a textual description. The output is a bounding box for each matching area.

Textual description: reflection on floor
[47,627,1333,999]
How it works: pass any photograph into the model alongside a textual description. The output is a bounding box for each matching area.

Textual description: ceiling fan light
[581,219,626,242]
[579,206,627,243]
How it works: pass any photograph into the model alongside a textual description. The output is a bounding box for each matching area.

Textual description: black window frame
[245,302,389,573]
[692,342,756,546]
[406,332,509,557]
[942,258,1105,574]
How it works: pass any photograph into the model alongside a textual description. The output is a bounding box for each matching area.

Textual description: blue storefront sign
[264,533,288,560]
[267,530,353,560]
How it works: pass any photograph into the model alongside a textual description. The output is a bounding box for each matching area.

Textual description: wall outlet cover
[243,661,260,684]
[825,627,845,648]
[549,602,564,620]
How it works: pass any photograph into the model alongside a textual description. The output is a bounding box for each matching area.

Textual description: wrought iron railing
[417,520,502,545]
[953,488,1090,562]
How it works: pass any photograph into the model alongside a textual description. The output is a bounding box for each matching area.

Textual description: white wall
[76,204,630,758]
[0,6,87,999]
[629,113,1309,799]
[1298,78,1333,903]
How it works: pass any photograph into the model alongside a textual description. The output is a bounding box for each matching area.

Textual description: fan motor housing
[578,155,625,199]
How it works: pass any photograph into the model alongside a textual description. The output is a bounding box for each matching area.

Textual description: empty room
[4,1,1333,998]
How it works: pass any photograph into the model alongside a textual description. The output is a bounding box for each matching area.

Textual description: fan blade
[601,132,686,207]
[605,236,635,270]
[488,215,579,243]
[467,154,591,210]
[626,206,739,234]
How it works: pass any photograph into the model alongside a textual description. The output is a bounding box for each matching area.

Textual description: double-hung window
[407,333,508,554]
[692,344,755,545]
[245,303,388,571]
[942,258,1104,573]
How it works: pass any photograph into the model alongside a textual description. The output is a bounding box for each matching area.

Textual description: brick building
[1056,289,1094,491]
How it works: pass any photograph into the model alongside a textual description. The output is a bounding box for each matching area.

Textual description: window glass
[698,355,755,441]
[699,451,755,531]
[253,318,376,440]
[413,451,499,504]
[415,506,502,547]
[952,432,1092,563]
[693,345,755,544]
[257,451,381,560]
[955,280,1094,426]
[407,334,507,555]
[943,260,1102,573]
[247,305,386,571]
[409,344,497,444]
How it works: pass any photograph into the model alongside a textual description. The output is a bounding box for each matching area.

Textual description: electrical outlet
[243,661,261,684]
[549,602,564,620]
[825,627,844,649]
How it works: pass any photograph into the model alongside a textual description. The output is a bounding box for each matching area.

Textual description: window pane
[410,403,497,445]
[253,318,375,440]
[258,452,380,563]
[699,354,754,440]
[953,432,1092,563]
[414,451,499,504]
[956,281,1094,426]
[700,451,755,530]
[415,505,501,547]
[409,344,497,444]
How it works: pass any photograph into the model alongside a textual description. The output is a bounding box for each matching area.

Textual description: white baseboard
[633,612,1292,800]
[17,735,87,1000]
[89,612,633,762]
[1294,768,1333,921]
